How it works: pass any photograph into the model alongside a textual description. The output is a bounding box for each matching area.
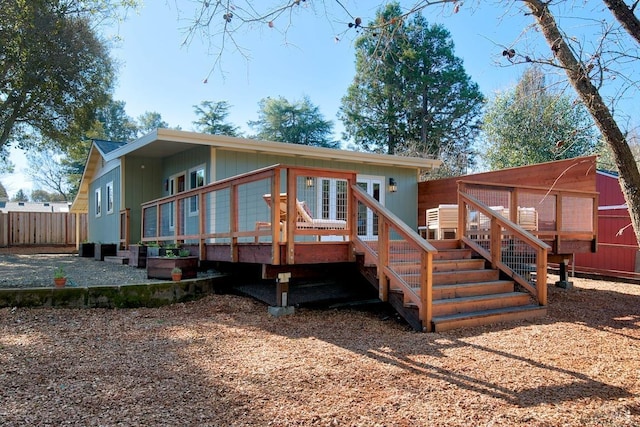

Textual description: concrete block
[268,306,295,317]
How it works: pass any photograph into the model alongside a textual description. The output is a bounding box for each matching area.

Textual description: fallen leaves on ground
[1,274,639,426]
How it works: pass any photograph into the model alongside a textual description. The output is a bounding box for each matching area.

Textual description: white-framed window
[168,172,186,230]
[189,165,205,215]
[106,181,114,214]
[95,188,102,218]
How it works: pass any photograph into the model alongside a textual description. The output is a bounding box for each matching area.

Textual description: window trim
[188,164,206,216]
[106,181,114,214]
[95,188,102,218]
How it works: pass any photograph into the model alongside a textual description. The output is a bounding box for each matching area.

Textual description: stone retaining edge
[0,276,232,309]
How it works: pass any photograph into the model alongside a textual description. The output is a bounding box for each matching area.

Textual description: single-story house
[69,130,600,332]
[70,129,441,245]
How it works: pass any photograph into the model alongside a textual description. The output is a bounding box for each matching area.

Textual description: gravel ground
[0,274,639,426]
[0,253,218,289]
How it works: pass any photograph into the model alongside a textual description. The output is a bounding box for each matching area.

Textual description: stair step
[104,256,129,265]
[433,248,472,260]
[432,268,499,285]
[431,305,548,332]
[433,280,514,300]
[433,258,485,272]
[427,239,461,250]
[432,292,532,317]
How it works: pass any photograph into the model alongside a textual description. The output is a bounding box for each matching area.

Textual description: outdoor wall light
[389,178,397,193]
[306,176,315,188]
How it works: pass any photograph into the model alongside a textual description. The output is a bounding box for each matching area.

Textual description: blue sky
[107,1,531,134]
[5,1,635,197]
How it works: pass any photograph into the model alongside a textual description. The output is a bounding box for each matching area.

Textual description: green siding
[116,145,421,244]
[214,149,419,229]
[88,167,121,244]
[123,156,163,244]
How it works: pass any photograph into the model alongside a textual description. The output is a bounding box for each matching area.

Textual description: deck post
[378,219,389,301]
[271,170,281,265]
[421,251,433,332]
[490,217,501,269]
[268,272,295,317]
[537,247,548,304]
[199,192,206,261]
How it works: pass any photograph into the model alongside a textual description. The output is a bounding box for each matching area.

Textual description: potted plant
[171,267,182,281]
[53,266,67,288]
[178,249,191,257]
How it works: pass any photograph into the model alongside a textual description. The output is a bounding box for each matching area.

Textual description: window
[170,174,186,195]
[189,166,205,215]
[106,181,114,214]
[95,188,102,217]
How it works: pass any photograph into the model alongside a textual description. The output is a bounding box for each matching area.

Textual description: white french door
[357,176,383,240]
[313,175,384,241]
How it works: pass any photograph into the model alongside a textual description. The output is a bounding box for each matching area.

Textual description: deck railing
[458,191,550,305]
[458,180,598,254]
[352,184,438,331]
[140,164,356,264]
[457,180,597,305]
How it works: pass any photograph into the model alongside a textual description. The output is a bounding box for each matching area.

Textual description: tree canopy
[0,0,117,155]
[482,67,598,170]
[192,101,241,137]
[249,96,338,148]
[339,2,483,176]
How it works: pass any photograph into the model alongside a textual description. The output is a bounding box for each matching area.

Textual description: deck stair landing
[361,239,547,332]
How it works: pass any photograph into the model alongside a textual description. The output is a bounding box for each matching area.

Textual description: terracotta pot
[54,277,67,288]
[171,273,182,282]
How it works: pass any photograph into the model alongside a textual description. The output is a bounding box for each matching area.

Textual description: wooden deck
[129,163,598,332]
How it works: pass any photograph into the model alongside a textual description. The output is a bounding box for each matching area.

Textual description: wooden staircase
[358,239,547,332]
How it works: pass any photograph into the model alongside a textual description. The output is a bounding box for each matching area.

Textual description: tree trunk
[601,0,640,45]
[523,0,640,246]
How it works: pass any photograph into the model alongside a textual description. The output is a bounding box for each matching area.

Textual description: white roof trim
[599,204,628,211]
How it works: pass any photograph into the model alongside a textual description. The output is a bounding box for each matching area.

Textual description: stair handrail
[458,191,550,305]
[351,184,438,331]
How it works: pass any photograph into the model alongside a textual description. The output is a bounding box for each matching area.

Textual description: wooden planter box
[94,243,117,261]
[79,242,95,258]
[128,244,148,268]
[147,256,198,280]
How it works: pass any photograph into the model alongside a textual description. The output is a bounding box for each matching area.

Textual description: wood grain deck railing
[458,180,598,254]
[458,191,550,305]
[351,184,438,331]
[140,164,357,265]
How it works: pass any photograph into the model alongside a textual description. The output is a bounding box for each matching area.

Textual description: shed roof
[106,129,442,170]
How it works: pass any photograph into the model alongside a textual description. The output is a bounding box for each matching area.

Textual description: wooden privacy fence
[0,212,88,246]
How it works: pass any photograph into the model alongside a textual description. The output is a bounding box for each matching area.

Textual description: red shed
[573,171,639,278]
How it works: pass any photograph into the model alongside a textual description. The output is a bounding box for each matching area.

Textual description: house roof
[71,129,442,213]
[106,129,442,170]
[94,139,127,155]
